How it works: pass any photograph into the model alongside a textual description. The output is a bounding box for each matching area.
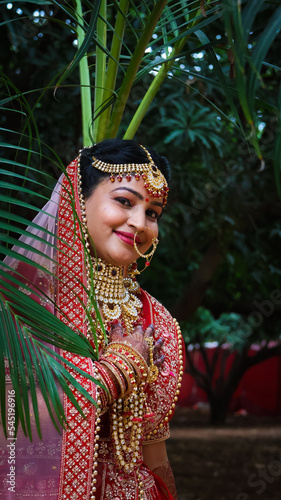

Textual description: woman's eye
[115,197,131,207]
[146,209,161,220]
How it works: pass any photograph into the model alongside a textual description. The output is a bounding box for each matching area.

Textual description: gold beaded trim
[111,381,146,473]
[77,158,106,347]
[146,318,184,439]
[91,145,169,205]
[90,368,102,500]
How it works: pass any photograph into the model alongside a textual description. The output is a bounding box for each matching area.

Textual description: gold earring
[133,228,159,272]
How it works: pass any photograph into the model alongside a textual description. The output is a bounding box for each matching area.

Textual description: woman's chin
[96,251,137,268]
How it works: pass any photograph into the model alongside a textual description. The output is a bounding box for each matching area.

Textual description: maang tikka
[91,145,169,205]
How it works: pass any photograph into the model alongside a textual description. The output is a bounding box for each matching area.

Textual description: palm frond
[247,5,281,117]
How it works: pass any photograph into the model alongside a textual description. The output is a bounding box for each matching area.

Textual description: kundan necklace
[91,258,142,335]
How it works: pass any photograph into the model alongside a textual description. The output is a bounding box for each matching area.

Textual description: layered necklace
[90,258,143,336]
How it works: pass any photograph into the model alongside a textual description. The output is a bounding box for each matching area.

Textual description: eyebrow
[112,187,163,208]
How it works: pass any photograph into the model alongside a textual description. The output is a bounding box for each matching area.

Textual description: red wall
[178,347,281,416]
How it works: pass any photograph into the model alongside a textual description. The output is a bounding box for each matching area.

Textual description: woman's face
[85,176,163,267]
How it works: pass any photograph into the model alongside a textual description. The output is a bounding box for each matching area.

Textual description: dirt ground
[167,407,281,500]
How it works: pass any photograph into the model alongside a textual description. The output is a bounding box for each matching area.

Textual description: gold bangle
[107,342,148,379]
[102,353,137,395]
[116,351,145,385]
[113,352,140,390]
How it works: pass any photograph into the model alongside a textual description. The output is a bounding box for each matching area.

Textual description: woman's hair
[79,139,171,199]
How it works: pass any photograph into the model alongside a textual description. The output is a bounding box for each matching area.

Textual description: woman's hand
[108,322,165,368]
[143,441,178,500]
[98,322,165,405]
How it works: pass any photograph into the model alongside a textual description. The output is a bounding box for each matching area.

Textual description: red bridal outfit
[0,159,184,500]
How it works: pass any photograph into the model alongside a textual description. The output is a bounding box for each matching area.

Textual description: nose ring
[133,227,159,270]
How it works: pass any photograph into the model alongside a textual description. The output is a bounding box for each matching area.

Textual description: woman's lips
[114,230,141,247]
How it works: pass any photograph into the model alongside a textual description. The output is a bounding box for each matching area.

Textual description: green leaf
[194,29,244,132]
[247,5,281,117]
[55,0,102,88]
[242,0,265,39]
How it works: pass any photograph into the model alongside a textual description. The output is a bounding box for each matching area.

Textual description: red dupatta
[55,159,98,500]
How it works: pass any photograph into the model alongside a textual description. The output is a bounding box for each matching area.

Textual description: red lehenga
[0,159,183,500]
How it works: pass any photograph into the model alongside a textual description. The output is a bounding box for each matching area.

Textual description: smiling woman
[0,139,184,500]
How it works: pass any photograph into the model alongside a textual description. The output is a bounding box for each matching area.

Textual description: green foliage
[154,98,226,152]
[181,306,253,350]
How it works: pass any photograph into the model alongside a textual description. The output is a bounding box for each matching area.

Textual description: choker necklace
[91,258,142,335]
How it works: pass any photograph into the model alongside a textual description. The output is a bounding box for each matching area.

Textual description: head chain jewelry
[133,227,158,272]
[91,144,169,205]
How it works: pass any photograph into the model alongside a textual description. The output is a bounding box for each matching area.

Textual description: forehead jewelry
[133,227,159,272]
[91,144,169,205]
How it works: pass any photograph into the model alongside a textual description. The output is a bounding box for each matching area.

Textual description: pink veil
[0,177,64,499]
[1,175,63,312]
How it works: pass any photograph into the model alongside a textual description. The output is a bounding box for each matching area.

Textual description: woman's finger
[130,325,145,344]
[154,338,163,352]
[133,324,144,335]
[144,324,154,338]
[154,354,165,367]
[109,321,123,342]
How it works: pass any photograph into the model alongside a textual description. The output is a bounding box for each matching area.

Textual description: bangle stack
[106,342,149,384]
[95,341,148,405]
[101,358,128,398]
[95,362,118,405]
[95,340,159,478]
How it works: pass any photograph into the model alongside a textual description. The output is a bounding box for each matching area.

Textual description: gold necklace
[91,258,142,335]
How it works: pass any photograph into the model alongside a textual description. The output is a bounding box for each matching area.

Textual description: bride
[0,139,184,500]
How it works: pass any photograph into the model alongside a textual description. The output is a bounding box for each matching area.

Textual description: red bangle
[96,362,118,403]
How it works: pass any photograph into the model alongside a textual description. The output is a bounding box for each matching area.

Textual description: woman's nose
[128,207,146,232]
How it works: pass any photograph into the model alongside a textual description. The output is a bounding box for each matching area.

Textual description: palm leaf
[220,0,281,162]
[194,29,244,133]
[123,7,224,139]
[105,0,169,138]
[50,0,225,141]
[247,5,281,117]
